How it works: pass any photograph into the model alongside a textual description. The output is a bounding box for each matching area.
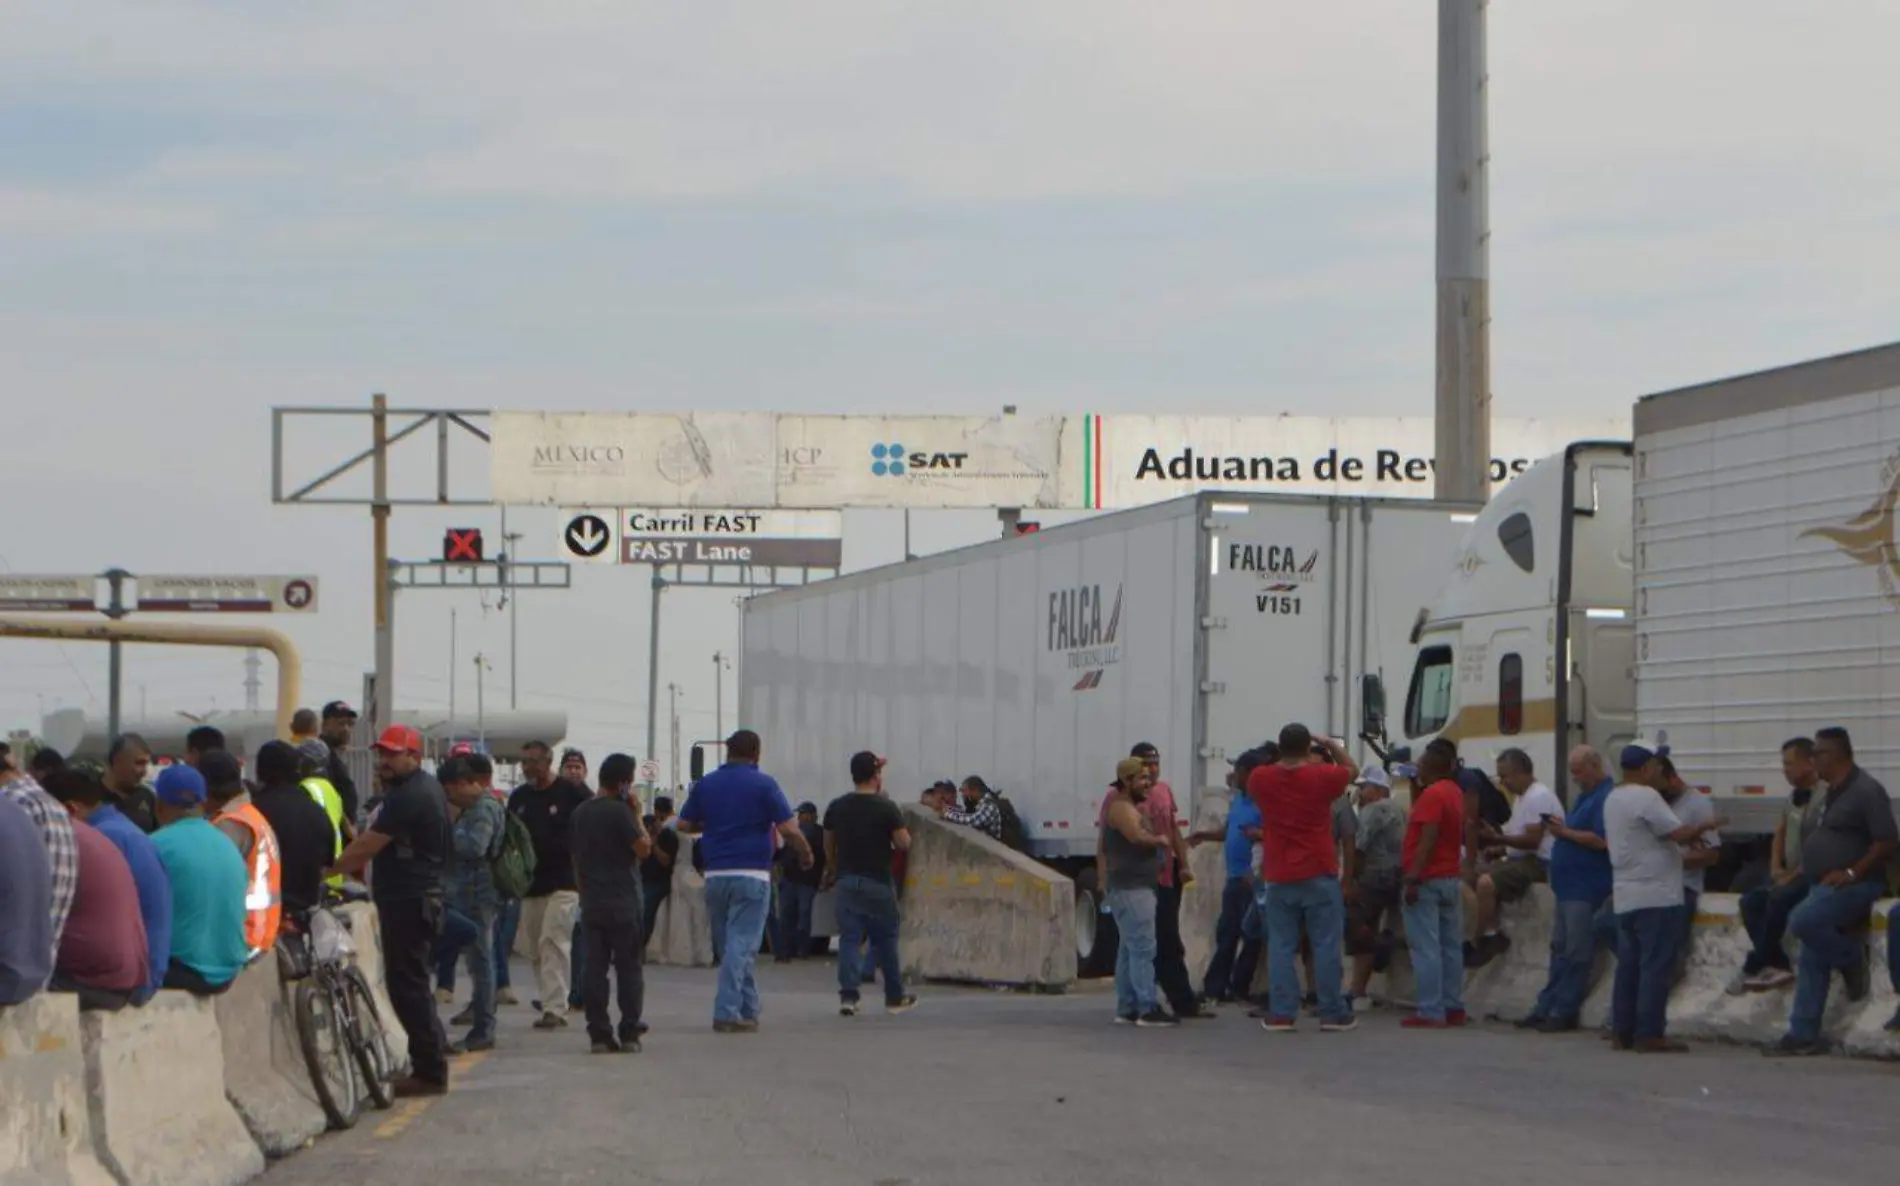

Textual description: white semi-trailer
[1374,341,1900,881]
[739,489,1477,972]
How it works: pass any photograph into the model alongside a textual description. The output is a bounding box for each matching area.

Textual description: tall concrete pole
[1433,0,1492,503]
[645,568,664,765]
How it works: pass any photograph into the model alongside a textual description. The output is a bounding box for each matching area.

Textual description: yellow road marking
[372,1049,487,1139]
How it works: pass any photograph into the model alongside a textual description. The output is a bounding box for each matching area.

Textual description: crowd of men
[1097,721,1899,1055]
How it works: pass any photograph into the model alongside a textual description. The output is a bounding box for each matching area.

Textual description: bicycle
[287,892,398,1129]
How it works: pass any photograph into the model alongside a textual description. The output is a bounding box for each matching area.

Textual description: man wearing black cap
[775,801,826,963]
[319,701,361,827]
[823,752,916,1016]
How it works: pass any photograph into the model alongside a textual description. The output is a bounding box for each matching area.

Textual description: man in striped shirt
[0,742,77,959]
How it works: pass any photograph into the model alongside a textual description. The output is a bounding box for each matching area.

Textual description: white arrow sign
[560,512,616,562]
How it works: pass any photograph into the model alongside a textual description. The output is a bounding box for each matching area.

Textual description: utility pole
[103,568,129,739]
[448,608,457,734]
[667,682,681,789]
[371,394,395,735]
[474,651,487,747]
[501,506,522,710]
[712,651,725,742]
[1434,0,1492,503]
[645,569,665,766]
[243,649,261,712]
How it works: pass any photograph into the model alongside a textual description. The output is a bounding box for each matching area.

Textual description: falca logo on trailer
[1049,583,1125,690]
[1229,544,1319,594]
[1801,445,1900,609]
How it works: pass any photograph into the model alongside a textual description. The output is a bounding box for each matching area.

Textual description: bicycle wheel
[294,978,360,1129]
[341,966,397,1111]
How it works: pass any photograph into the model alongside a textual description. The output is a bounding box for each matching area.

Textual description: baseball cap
[1620,741,1669,769]
[849,751,886,784]
[1115,756,1147,785]
[796,800,817,814]
[321,700,358,721]
[154,764,208,808]
[1356,765,1392,790]
[371,724,423,754]
[296,738,330,768]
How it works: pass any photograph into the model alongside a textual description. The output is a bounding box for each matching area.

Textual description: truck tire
[1073,867,1119,979]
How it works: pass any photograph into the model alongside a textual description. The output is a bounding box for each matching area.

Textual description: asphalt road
[262,959,1900,1186]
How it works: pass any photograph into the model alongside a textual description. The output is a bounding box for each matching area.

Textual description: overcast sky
[4,3,1896,778]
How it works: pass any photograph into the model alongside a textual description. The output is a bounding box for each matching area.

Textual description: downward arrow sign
[565,515,610,557]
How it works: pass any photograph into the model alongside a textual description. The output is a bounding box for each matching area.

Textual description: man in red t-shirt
[1249,724,1358,1032]
[1400,738,1469,1028]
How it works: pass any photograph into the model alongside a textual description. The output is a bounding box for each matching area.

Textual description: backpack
[489,808,538,900]
[988,791,1030,854]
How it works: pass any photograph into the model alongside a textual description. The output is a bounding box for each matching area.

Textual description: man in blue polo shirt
[1195,749,1266,1003]
[1515,744,1616,1033]
[678,730,814,1032]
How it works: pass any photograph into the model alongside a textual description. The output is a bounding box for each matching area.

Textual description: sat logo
[870,443,970,477]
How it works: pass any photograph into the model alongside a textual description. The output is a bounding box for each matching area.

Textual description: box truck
[739,489,1478,972]
[1366,341,1900,882]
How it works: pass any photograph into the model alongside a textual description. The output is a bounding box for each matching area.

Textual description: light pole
[667,682,681,789]
[712,651,728,742]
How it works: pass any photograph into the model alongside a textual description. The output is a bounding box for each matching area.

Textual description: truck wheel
[1073,868,1119,978]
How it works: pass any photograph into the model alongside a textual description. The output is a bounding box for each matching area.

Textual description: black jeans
[640,881,670,951]
[1741,878,1810,973]
[1153,882,1199,1014]
[380,895,450,1085]
[582,913,645,1044]
[1202,876,1263,1000]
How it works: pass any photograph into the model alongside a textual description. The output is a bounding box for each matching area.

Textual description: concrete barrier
[898,804,1076,989]
[0,994,115,1186]
[339,901,412,1079]
[215,956,327,1156]
[81,991,264,1186]
[648,835,715,968]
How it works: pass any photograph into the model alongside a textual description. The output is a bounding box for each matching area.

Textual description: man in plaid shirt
[0,742,78,956]
[942,777,1004,842]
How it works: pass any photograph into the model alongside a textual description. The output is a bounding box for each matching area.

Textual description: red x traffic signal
[444,528,485,563]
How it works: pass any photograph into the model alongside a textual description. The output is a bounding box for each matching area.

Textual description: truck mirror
[1360,674,1387,736]
[690,745,706,782]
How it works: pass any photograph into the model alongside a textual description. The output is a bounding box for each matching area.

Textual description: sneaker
[497,987,519,1006]
[533,1011,568,1030]
[1258,1016,1297,1033]
[1512,1014,1546,1030]
[448,1006,476,1028]
[449,1034,495,1055]
[1762,1035,1828,1058]
[1886,1006,1900,1033]
[1446,1009,1469,1027]
[1179,1003,1217,1020]
[1724,967,1752,997]
[617,1037,642,1054]
[713,1018,760,1034]
[1319,1015,1358,1032]
[886,996,919,1015]
[590,1040,621,1055]
[1114,1013,1138,1025]
[1635,1037,1690,1054]
[839,1000,860,1017]
[434,987,454,1005]
[1401,1016,1448,1029]
[1535,1017,1580,1034]
[1843,957,1871,1002]
[1136,1010,1180,1028]
[1752,968,1797,991]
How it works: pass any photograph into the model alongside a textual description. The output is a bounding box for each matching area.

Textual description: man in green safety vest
[297,739,353,889]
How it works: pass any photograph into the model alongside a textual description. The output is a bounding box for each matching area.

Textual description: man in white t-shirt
[1467,747,1564,966]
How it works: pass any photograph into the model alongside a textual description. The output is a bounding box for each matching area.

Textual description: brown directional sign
[620,537,842,568]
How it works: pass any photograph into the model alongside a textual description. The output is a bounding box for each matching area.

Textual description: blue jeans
[1612,905,1685,1041]
[434,905,480,990]
[1532,894,1606,1024]
[433,901,496,1040]
[1265,878,1347,1023]
[834,875,905,1004]
[1202,876,1263,1000]
[1107,887,1158,1017]
[1741,878,1810,973]
[493,898,521,988]
[779,881,818,959]
[1402,877,1465,1021]
[705,875,771,1022]
[1785,877,1884,1043]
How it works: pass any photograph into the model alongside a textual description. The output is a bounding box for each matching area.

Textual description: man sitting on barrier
[1345,765,1405,1008]
[0,791,53,1005]
[0,741,77,958]
[151,764,250,996]
[1764,726,1895,1057]
[1729,738,1823,995]
[1466,748,1562,967]
[50,791,150,1012]
[43,769,171,1005]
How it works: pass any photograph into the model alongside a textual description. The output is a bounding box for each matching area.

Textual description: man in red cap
[331,724,452,1097]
